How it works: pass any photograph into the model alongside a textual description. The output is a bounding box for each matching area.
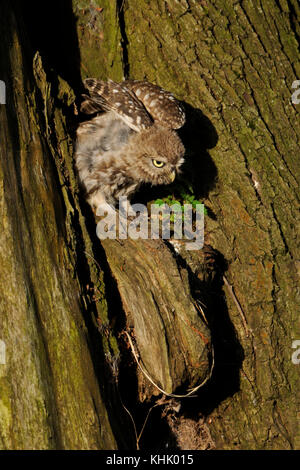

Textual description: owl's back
[76,112,133,155]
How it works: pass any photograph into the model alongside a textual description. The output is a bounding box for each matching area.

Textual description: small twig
[125,331,214,398]
[120,393,176,449]
[136,403,159,448]
[84,250,102,270]
[223,274,252,338]
[118,382,162,449]
[194,301,209,325]
[119,395,140,449]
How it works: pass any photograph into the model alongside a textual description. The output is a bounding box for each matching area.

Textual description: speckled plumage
[75,79,186,213]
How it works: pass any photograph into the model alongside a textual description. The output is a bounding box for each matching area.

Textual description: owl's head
[127,124,185,186]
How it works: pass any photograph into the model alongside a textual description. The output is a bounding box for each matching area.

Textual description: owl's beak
[169,170,176,183]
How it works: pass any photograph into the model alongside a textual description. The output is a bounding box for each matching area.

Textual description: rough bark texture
[0,0,299,450]
[101,237,213,400]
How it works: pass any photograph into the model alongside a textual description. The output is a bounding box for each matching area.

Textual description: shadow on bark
[179,103,219,198]
[183,250,244,417]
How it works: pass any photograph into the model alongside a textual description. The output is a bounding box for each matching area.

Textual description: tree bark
[117,0,299,450]
[0,0,299,450]
[0,1,121,450]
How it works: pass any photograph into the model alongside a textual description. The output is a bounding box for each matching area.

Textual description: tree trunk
[0,0,299,450]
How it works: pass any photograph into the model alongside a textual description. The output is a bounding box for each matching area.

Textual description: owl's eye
[152,159,165,168]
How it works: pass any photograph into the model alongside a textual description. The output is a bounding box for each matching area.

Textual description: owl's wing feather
[123,80,186,129]
[80,94,105,115]
[81,78,153,132]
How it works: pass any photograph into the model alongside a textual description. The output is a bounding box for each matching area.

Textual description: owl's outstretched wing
[123,80,186,130]
[80,78,153,132]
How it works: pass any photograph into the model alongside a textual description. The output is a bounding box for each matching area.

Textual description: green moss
[74,0,123,80]
[0,380,12,447]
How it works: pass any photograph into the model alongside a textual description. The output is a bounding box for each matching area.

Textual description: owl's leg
[90,192,119,238]
[95,202,117,219]
[87,191,116,217]
[118,197,136,218]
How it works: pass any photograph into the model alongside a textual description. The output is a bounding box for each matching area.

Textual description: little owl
[75,79,186,215]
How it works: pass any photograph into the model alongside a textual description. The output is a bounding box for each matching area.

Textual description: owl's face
[127,124,185,186]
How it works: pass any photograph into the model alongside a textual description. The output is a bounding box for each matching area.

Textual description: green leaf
[154,199,164,206]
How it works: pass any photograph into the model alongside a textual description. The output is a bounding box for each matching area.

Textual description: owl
[75,78,186,215]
